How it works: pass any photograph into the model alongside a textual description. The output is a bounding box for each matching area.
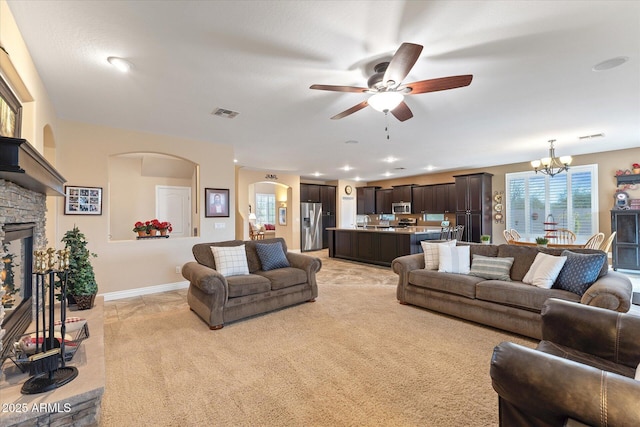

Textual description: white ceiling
[6,0,640,182]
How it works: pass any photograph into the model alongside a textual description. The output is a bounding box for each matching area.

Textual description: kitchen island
[326,226,442,267]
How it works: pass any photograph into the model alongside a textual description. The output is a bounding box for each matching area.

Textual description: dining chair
[249,222,264,240]
[440,226,452,240]
[599,231,616,253]
[555,228,576,244]
[454,225,464,240]
[503,229,513,242]
[509,229,521,241]
[583,232,605,249]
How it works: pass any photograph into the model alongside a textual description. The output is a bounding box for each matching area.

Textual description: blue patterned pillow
[255,242,290,271]
[553,250,607,295]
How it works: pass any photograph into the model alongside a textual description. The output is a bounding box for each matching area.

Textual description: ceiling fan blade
[402,75,473,94]
[310,84,369,93]
[390,101,413,122]
[382,43,423,88]
[330,101,369,120]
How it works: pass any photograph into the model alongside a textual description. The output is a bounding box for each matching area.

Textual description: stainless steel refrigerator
[301,202,322,251]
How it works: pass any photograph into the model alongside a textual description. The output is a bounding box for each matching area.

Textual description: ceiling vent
[578,133,605,140]
[211,108,239,119]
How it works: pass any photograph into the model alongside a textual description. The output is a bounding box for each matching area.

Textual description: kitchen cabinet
[320,185,336,215]
[412,183,455,214]
[454,172,493,242]
[356,186,378,214]
[300,184,320,203]
[375,188,393,214]
[392,185,413,203]
[611,210,640,271]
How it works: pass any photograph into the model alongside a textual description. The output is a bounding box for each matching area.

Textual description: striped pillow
[469,254,514,281]
[421,239,457,270]
[438,244,470,274]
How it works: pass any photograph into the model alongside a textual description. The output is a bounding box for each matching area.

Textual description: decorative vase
[148,229,158,236]
[74,294,96,310]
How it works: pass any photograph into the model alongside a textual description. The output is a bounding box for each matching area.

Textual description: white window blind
[255,193,276,225]
[505,165,598,241]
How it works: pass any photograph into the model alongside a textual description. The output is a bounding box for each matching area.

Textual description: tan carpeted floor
[101,252,534,426]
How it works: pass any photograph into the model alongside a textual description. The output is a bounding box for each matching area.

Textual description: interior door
[156,185,191,237]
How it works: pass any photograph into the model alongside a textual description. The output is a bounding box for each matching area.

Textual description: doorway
[156,186,191,238]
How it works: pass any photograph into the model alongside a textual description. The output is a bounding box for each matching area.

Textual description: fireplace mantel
[0,136,66,196]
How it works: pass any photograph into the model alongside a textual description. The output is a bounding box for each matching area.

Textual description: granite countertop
[328,226,442,234]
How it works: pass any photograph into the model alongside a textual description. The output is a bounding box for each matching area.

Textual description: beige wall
[53,120,235,295]
[368,147,640,243]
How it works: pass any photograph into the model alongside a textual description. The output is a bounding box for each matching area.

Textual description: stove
[397,218,417,228]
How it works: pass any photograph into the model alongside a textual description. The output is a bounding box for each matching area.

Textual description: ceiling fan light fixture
[368,92,404,112]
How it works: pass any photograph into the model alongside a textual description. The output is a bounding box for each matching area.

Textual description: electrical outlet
[175,266,181,274]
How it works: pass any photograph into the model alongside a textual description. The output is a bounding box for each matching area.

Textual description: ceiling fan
[310,42,473,122]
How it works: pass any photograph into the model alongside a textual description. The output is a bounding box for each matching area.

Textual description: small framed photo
[205,188,229,217]
[278,207,287,226]
[64,186,102,215]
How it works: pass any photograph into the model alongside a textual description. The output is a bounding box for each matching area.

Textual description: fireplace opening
[1,223,34,365]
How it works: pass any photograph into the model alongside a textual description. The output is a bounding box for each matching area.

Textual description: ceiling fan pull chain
[385,111,390,140]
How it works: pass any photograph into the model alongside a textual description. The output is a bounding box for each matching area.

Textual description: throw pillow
[636,361,640,381]
[553,250,607,296]
[255,241,290,271]
[522,252,567,289]
[469,255,514,281]
[210,245,250,277]
[421,240,457,270]
[438,244,470,274]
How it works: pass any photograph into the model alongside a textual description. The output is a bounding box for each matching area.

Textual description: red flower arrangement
[133,219,172,234]
[633,163,640,169]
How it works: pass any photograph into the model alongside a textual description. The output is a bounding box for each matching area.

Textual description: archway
[247,181,292,243]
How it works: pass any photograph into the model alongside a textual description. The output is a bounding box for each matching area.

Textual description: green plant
[535,237,549,245]
[60,226,98,296]
[480,234,491,242]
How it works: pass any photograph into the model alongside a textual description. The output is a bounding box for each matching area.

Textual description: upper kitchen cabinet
[375,188,393,214]
[434,183,456,213]
[356,186,378,214]
[300,183,320,203]
[320,185,336,215]
[454,173,493,242]
[412,185,433,214]
[392,185,414,204]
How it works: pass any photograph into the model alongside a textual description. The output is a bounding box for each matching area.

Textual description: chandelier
[531,140,572,177]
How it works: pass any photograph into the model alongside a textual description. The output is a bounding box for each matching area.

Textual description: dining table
[506,240,585,249]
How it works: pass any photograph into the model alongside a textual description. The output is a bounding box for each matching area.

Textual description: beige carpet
[101,254,534,426]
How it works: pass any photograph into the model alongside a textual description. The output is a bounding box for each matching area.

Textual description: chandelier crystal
[531,140,572,177]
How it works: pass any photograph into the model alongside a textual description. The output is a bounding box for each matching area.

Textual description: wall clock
[345,185,353,195]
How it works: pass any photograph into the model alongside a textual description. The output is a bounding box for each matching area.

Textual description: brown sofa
[491,298,640,426]
[392,243,633,339]
[182,237,321,329]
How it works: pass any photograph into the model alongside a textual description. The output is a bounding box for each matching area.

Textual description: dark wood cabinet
[412,183,455,214]
[611,210,640,271]
[375,188,393,214]
[320,185,336,215]
[392,185,413,203]
[454,173,493,242]
[300,184,320,202]
[356,186,378,214]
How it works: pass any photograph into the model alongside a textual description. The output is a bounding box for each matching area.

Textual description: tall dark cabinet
[300,183,336,249]
[454,172,493,242]
[611,210,640,271]
[356,186,378,214]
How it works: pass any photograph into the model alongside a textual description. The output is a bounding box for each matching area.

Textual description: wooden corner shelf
[616,173,640,186]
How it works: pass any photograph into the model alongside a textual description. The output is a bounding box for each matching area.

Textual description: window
[505,165,598,241]
[255,193,276,225]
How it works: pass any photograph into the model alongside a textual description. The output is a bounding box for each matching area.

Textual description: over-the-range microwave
[392,202,412,214]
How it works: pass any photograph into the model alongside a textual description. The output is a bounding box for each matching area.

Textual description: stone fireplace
[0,135,65,367]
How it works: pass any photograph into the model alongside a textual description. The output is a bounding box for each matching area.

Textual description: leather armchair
[490,298,640,427]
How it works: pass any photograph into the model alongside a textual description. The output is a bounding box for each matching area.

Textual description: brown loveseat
[182,237,321,329]
[491,298,640,426]
[392,243,633,339]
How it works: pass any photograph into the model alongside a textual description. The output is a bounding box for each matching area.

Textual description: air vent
[211,108,239,119]
[578,133,605,140]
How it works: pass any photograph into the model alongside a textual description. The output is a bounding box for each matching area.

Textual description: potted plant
[633,163,640,174]
[480,234,491,244]
[535,237,549,247]
[60,226,98,310]
[133,221,148,237]
[157,221,172,236]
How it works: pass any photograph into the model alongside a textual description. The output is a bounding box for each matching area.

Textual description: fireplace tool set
[18,248,79,394]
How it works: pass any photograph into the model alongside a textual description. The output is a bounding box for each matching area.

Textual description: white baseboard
[101,280,189,301]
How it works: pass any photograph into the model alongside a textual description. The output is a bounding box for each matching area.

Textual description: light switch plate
[215,222,225,229]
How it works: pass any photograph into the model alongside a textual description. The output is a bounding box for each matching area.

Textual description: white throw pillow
[438,244,470,274]
[210,245,250,277]
[636,361,640,381]
[522,252,567,289]
[421,240,457,270]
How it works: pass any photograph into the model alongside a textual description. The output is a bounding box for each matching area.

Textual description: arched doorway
[247,181,292,243]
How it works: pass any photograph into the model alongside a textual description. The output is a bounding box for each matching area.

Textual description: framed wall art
[278,207,287,226]
[64,186,103,215]
[205,188,229,217]
[0,74,22,138]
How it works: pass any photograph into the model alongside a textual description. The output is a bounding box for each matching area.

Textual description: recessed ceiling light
[107,56,133,72]
[385,156,397,163]
[383,172,393,177]
[354,176,361,181]
[233,159,238,163]
[345,140,359,144]
[592,56,629,72]
[342,165,352,171]
[313,172,323,177]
